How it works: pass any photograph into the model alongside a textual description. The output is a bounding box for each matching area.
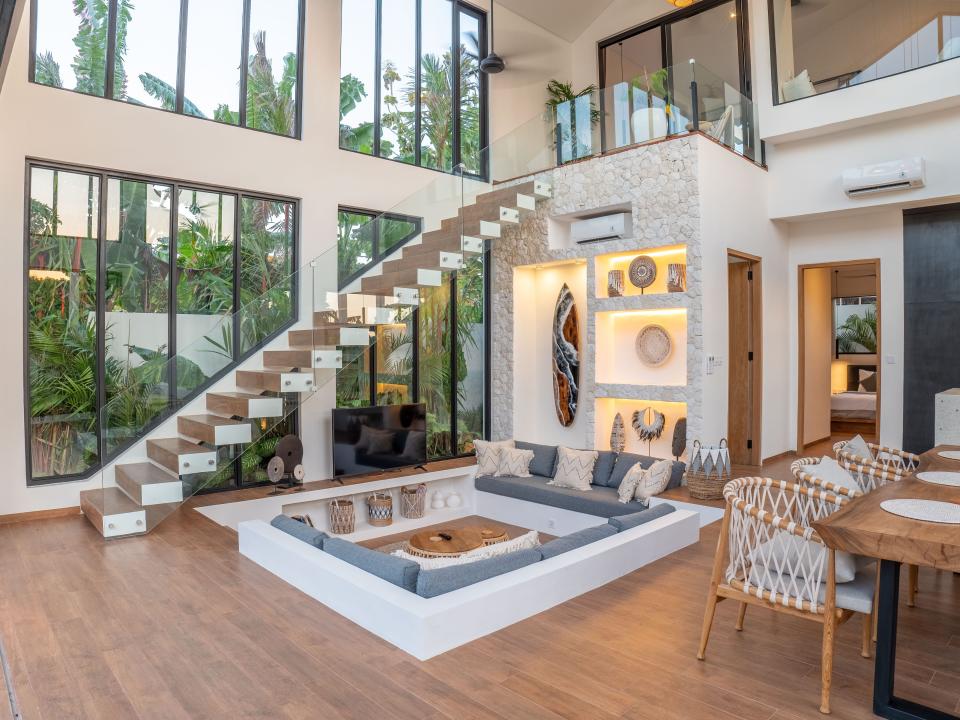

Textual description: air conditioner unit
[842,157,925,198]
[570,212,631,243]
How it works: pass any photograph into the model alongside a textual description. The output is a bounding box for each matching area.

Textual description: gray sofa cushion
[515,441,557,478]
[607,453,685,490]
[323,538,420,592]
[540,524,618,560]
[608,503,676,532]
[415,549,542,598]
[270,515,328,548]
[592,450,618,487]
[475,474,648,517]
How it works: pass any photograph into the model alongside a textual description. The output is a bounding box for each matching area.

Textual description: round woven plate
[916,471,960,487]
[938,450,960,461]
[628,255,657,288]
[635,324,672,367]
[880,498,960,524]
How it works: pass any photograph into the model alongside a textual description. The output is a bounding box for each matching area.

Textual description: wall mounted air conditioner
[842,157,925,198]
[570,212,631,243]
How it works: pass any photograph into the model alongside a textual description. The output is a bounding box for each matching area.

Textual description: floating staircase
[80,178,551,538]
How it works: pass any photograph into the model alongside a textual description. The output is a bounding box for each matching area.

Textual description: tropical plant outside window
[339,0,486,177]
[337,208,421,288]
[335,211,487,459]
[26,164,297,485]
[835,296,877,355]
[31,0,302,137]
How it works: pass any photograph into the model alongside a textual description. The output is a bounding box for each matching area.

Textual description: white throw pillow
[804,456,861,496]
[549,447,598,491]
[495,448,535,478]
[463,530,541,560]
[781,69,816,102]
[474,439,514,476]
[618,462,646,503]
[749,533,857,584]
[843,435,874,462]
[634,459,674,502]
[391,548,483,570]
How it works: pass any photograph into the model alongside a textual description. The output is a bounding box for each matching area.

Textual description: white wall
[801,267,833,446]
[786,210,905,450]
[0,1,569,515]
[697,139,791,462]
[512,263,590,448]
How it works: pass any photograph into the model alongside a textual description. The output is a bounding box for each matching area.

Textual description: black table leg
[873,559,958,720]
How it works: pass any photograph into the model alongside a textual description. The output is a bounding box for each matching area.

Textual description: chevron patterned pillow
[474,439,515,477]
[548,447,599,491]
[495,448,535,477]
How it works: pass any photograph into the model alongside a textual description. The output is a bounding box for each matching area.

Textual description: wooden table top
[408,527,486,556]
[814,445,960,572]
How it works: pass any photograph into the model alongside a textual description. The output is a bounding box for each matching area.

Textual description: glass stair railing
[80,59,755,538]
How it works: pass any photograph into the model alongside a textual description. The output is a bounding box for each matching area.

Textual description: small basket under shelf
[328,498,356,535]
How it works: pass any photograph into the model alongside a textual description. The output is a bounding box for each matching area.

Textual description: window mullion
[414,0,422,167]
[169,183,179,409]
[374,0,384,157]
[239,0,252,127]
[176,0,189,114]
[105,0,118,98]
[95,173,108,468]
[452,3,460,171]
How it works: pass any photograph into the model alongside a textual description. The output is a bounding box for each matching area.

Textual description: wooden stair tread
[147,438,211,456]
[179,414,248,428]
[208,391,271,400]
[81,487,142,515]
[116,462,178,486]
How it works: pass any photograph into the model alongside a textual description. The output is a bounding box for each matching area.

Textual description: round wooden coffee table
[406,523,510,558]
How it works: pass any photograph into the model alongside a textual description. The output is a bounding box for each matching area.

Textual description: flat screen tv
[332,403,428,478]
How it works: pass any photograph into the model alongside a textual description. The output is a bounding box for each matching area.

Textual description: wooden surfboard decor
[552,283,580,427]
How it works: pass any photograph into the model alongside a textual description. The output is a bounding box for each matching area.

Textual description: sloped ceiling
[0,0,23,92]
[494,0,616,42]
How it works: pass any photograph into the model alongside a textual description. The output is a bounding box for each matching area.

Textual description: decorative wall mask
[667,263,687,293]
[610,413,626,453]
[628,255,657,290]
[672,417,688,460]
[635,324,672,367]
[607,269,624,297]
[552,284,580,427]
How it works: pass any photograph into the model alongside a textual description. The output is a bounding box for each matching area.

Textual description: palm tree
[837,308,878,354]
[244,31,298,136]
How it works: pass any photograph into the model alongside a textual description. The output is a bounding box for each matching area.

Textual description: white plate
[916,471,960,487]
[937,450,960,461]
[880,499,960,524]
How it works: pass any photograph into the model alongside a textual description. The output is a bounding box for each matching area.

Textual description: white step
[478,221,501,239]
[534,179,552,198]
[517,193,537,211]
[499,207,520,224]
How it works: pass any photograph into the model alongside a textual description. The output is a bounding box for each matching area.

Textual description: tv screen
[332,404,428,478]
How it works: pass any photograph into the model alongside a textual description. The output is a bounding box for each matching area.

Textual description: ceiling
[494,0,616,42]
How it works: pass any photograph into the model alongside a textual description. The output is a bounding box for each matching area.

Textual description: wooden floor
[1,442,957,720]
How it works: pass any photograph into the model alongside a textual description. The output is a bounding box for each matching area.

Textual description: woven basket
[399,484,427,519]
[686,468,728,500]
[686,439,732,500]
[328,498,355,535]
[366,492,394,527]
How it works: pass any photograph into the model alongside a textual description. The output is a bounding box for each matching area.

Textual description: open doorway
[727,250,762,466]
[798,261,880,450]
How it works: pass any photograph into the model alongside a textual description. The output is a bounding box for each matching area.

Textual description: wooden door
[728,253,762,465]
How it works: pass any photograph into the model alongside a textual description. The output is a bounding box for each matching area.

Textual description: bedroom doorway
[798,260,881,450]
[727,250,762,466]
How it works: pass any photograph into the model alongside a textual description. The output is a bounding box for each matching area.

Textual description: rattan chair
[832,440,920,485]
[813,452,921,607]
[698,478,875,715]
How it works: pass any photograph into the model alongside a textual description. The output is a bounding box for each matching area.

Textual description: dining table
[814,445,960,720]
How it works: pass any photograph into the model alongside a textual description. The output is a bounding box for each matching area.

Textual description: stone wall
[490,137,704,454]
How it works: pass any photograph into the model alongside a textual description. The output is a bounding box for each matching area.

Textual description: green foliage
[245,32,297,136]
[34,51,63,88]
[837,307,877,354]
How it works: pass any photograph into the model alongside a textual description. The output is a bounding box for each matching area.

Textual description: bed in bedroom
[831,363,877,436]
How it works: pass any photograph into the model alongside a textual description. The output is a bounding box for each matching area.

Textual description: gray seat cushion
[540,524,618,560]
[592,450,618,487]
[323,538,420,592]
[475,474,649,517]
[270,515,328,548]
[608,503,676,532]
[515,441,558,478]
[607,453,685,490]
[415,549,542,598]
[747,564,875,614]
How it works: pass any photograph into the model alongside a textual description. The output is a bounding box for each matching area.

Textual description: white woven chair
[698,477,874,715]
[832,440,920,485]
[794,456,921,609]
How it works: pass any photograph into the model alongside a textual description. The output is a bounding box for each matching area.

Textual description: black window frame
[766,0,960,107]
[337,206,423,290]
[27,0,306,139]
[339,0,490,180]
[24,158,301,488]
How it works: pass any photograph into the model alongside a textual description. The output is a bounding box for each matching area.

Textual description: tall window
[335,208,487,459]
[25,163,298,485]
[339,0,487,177]
[337,208,421,287]
[769,0,960,104]
[31,0,304,137]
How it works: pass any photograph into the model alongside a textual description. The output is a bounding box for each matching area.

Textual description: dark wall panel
[903,205,960,453]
